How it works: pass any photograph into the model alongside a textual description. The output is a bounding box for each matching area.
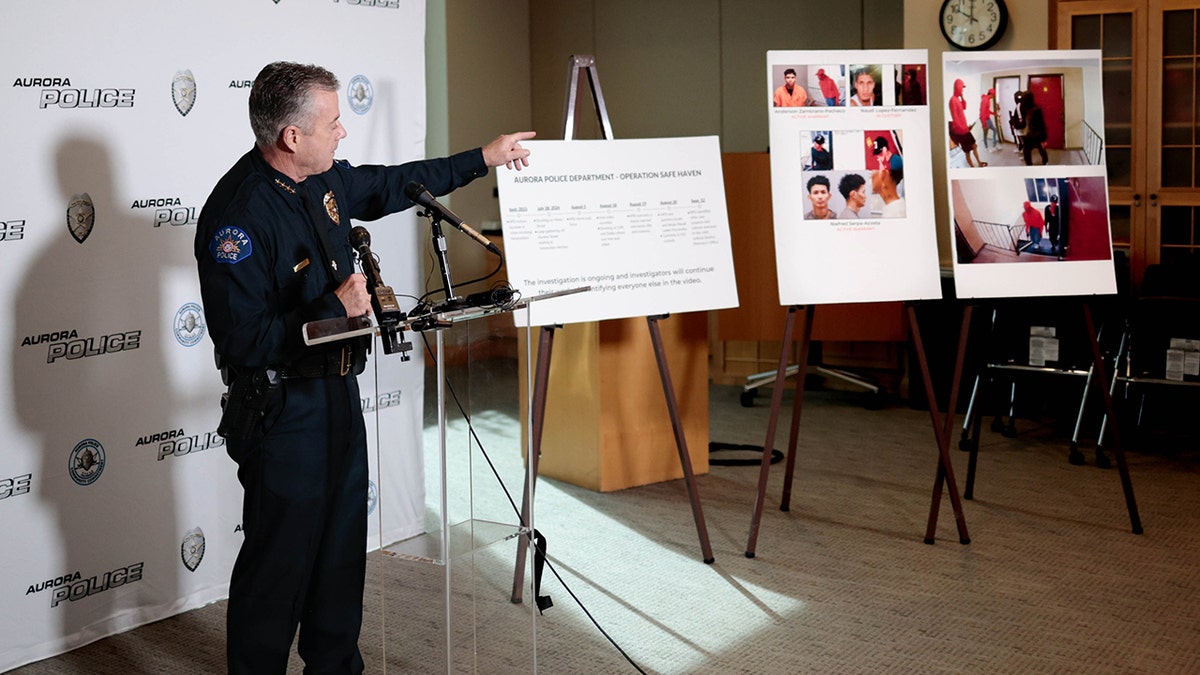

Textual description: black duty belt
[277,343,362,379]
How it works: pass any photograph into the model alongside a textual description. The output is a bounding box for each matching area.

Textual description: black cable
[420,334,648,674]
[708,441,784,466]
[417,249,506,306]
[452,248,506,291]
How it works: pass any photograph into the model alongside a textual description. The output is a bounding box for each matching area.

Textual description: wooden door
[1057,0,1200,285]
[1152,0,1200,269]
[1057,0,1147,281]
[996,75,1022,144]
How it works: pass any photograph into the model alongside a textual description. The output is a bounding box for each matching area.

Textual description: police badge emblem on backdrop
[174,302,206,347]
[69,438,105,486]
[172,69,196,117]
[347,74,373,115]
[181,527,206,572]
[66,193,95,244]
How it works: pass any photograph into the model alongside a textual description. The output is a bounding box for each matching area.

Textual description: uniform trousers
[226,374,368,675]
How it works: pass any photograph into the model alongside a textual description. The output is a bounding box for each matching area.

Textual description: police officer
[195,61,532,674]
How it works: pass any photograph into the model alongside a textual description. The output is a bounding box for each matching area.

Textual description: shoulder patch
[209,226,253,264]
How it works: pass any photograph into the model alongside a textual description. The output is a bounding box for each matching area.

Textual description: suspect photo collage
[770,62,928,109]
[767,48,943,306]
[800,129,906,220]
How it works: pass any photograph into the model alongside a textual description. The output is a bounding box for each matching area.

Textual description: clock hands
[950,0,980,26]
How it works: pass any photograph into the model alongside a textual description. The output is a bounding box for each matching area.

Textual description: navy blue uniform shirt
[195,145,487,369]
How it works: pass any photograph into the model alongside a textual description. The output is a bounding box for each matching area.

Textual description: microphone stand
[425,209,459,304]
[419,206,473,319]
[412,202,511,327]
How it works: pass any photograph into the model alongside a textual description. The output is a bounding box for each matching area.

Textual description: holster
[217,366,281,440]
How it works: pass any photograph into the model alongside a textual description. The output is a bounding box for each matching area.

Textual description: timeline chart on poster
[497,136,738,326]
[766,49,943,305]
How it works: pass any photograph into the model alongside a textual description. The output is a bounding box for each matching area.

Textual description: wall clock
[940,0,1009,51]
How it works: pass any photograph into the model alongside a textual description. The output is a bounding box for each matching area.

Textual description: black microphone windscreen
[348,226,371,249]
[404,181,429,203]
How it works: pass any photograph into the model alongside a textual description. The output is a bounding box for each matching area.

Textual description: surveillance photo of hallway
[952,176,1113,264]
[944,54,1107,170]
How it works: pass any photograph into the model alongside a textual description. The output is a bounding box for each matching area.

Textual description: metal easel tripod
[511,54,715,607]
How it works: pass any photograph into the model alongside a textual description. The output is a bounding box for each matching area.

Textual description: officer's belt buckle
[339,345,352,376]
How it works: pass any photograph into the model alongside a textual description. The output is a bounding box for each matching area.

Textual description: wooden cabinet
[1056,0,1200,286]
[517,315,709,493]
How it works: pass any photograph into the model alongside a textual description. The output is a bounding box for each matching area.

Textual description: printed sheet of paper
[496,136,738,326]
[943,50,1116,299]
[767,49,943,305]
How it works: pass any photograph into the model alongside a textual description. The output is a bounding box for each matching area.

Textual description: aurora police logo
[347,74,373,115]
[181,527,206,572]
[367,480,378,516]
[210,225,252,264]
[174,302,205,347]
[66,193,95,244]
[69,438,105,486]
[172,69,196,117]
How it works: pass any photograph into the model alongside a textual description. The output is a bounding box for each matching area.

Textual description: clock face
[940,0,1008,51]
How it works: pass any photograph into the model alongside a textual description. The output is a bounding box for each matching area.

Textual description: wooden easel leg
[908,303,972,545]
[925,460,947,540]
[780,306,816,511]
[1082,304,1143,534]
[647,316,715,564]
[745,306,800,558]
[512,326,557,603]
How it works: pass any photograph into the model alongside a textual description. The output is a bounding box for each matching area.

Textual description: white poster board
[943,50,1116,299]
[767,49,943,305]
[496,136,738,326]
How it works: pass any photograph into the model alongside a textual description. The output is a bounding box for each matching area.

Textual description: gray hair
[248,62,340,148]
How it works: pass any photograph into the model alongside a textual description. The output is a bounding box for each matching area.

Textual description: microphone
[404,181,500,254]
[348,226,409,357]
[348,226,386,291]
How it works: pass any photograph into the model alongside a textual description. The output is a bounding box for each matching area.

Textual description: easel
[511,55,714,605]
[744,303,972,557]
[907,301,973,545]
[960,302,1143,534]
[745,293,1144,556]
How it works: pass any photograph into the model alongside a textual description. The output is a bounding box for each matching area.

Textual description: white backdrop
[0,2,428,669]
